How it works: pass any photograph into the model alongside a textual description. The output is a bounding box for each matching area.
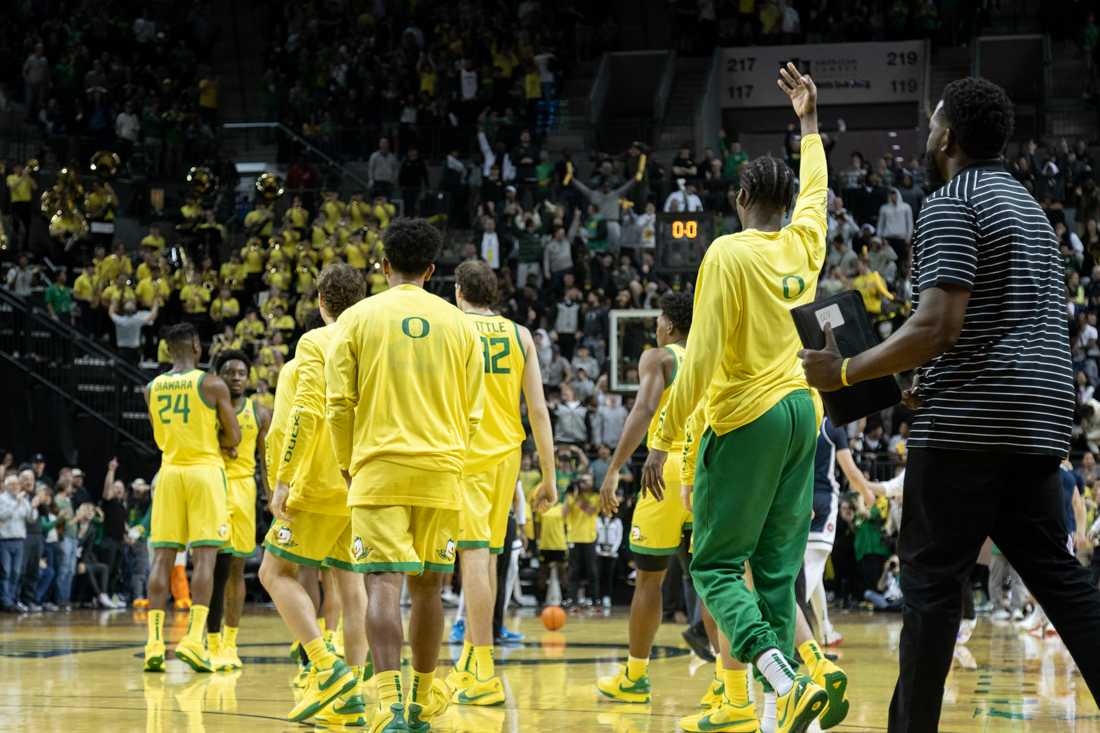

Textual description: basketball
[541,606,566,631]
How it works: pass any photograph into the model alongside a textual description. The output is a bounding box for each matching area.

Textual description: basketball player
[204,349,271,671]
[595,292,699,704]
[446,259,557,705]
[326,219,484,732]
[258,264,369,725]
[643,64,834,733]
[143,323,241,673]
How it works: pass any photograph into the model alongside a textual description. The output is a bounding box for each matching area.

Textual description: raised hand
[777,62,817,119]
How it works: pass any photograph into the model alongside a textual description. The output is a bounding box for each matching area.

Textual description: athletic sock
[318,617,327,634]
[714,655,724,680]
[411,669,435,704]
[457,640,475,673]
[755,648,796,696]
[336,615,344,646]
[626,655,649,680]
[208,631,222,651]
[223,625,239,647]
[798,639,824,669]
[148,609,165,645]
[725,667,750,707]
[185,605,209,643]
[474,645,495,680]
[304,636,338,670]
[761,691,778,733]
[377,671,403,707]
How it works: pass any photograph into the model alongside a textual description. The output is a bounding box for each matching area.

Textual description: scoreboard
[655,212,715,273]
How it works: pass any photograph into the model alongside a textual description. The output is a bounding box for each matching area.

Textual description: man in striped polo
[800,77,1100,732]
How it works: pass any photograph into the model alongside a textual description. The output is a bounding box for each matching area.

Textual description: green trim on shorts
[457,540,490,550]
[190,539,228,548]
[324,558,357,572]
[219,548,252,557]
[348,561,423,574]
[263,541,323,568]
[424,561,454,573]
[489,546,505,555]
[151,541,185,550]
[629,542,680,556]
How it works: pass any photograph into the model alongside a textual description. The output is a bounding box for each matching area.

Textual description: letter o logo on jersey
[782,275,806,300]
[401,316,431,339]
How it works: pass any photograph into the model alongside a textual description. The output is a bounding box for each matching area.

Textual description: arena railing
[0,288,155,457]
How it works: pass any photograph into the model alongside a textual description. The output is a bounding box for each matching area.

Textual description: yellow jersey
[73,273,95,303]
[242,243,265,274]
[210,296,240,321]
[6,174,33,202]
[566,492,598,543]
[658,134,828,443]
[225,397,259,480]
[141,234,165,251]
[148,369,223,468]
[646,342,686,453]
[277,325,348,515]
[539,502,567,551]
[326,283,484,509]
[464,312,526,474]
[266,357,297,480]
[853,271,892,315]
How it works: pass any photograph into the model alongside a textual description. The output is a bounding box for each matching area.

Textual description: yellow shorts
[221,476,257,557]
[151,464,229,550]
[629,451,692,556]
[263,509,353,570]
[349,505,459,575]
[459,449,521,554]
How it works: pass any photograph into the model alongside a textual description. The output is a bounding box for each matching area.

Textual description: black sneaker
[681,624,716,662]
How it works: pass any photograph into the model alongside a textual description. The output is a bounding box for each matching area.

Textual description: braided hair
[738,155,796,216]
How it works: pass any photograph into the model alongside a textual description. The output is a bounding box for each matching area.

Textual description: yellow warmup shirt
[147,369,223,467]
[141,233,165,251]
[326,283,484,509]
[646,343,686,452]
[244,208,273,238]
[285,206,309,230]
[657,133,828,444]
[6,174,33,202]
[224,397,259,479]
[566,492,598,543]
[73,273,95,303]
[853,271,893,315]
[464,312,526,473]
[344,242,367,269]
[539,501,567,551]
[210,297,240,321]
[134,278,160,309]
[519,468,541,539]
[242,244,265,274]
[236,318,266,341]
[180,284,211,314]
[277,325,347,515]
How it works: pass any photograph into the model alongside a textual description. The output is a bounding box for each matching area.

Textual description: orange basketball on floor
[541,605,566,631]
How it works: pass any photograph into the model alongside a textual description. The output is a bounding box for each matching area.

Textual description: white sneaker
[1017,607,1043,631]
[823,628,844,646]
[602,596,611,609]
[957,618,976,644]
[992,608,1011,621]
[97,593,115,609]
[441,589,459,608]
[953,644,977,669]
[1011,608,1026,622]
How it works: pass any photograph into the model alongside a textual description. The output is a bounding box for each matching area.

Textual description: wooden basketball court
[0,608,1094,731]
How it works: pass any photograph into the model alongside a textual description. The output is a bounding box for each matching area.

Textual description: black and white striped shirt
[908,163,1073,456]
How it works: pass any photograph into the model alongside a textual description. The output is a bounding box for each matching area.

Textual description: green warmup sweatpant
[689,389,818,670]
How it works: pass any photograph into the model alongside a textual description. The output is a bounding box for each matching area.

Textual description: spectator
[852,258,894,318]
[0,474,32,612]
[867,237,899,282]
[18,470,45,610]
[826,236,860,278]
[572,177,635,251]
[53,476,78,610]
[108,298,158,365]
[663,181,704,212]
[595,506,624,609]
[367,137,399,197]
[398,147,430,217]
[22,43,49,122]
[544,344,571,388]
[876,187,914,260]
[592,393,628,448]
[45,270,74,323]
[554,384,589,445]
[98,459,128,604]
[571,344,600,380]
[569,367,596,402]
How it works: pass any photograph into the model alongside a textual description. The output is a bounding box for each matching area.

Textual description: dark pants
[0,538,24,607]
[888,448,1100,733]
[568,542,599,601]
[97,536,123,595]
[20,534,43,604]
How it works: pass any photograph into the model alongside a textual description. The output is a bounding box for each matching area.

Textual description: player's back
[648,343,686,452]
[464,312,525,473]
[329,283,482,477]
[148,368,222,467]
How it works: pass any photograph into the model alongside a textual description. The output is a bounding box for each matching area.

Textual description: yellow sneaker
[418,677,452,720]
[293,662,313,690]
[218,643,243,671]
[287,658,357,722]
[596,665,652,704]
[452,675,506,706]
[144,640,166,673]
[699,675,725,708]
[316,689,368,727]
[368,702,408,732]
[804,654,849,729]
[446,664,476,693]
[776,675,828,733]
[173,636,213,673]
[679,701,760,732]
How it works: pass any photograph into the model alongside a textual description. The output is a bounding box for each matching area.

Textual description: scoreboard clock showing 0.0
[655,212,715,272]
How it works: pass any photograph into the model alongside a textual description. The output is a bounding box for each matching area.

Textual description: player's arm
[255,404,272,500]
[643,253,732,500]
[324,327,358,476]
[519,326,558,514]
[778,63,827,270]
[203,374,241,449]
[600,347,668,513]
[679,404,707,511]
[278,333,324,487]
[463,324,486,444]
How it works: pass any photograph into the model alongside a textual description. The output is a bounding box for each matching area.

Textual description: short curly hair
[383,218,443,276]
[738,155,796,215]
[317,263,366,319]
[455,259,499,308]
[163,322,199,356]
[659,291,693,336]
[213,348,250,373]
[941,77,1014,160]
